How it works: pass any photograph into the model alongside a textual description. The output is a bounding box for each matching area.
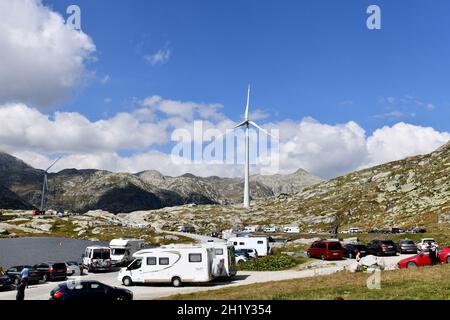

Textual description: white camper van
[283,226,300,233]
[118,245,216,287]
[243,226,257,233]
[109,238,145,266]
[205,242,237,278]
[82,246,112,272]
[228,237,270,256]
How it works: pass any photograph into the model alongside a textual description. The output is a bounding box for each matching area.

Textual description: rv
[109,238,145,266]
[118,245,216,287]
[263,226,277,233]
[228,237,270,256]
[283,226,300,234]
[205,242,237,278]
[82,246,112,272]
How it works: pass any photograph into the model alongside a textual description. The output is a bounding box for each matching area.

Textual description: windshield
[112,248,126,255]
[92,249,110,259]
[328,243,342,250]
[401,240,415,245]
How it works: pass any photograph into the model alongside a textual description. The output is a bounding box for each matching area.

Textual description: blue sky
[1,0,449,178]
[43,0,450,133]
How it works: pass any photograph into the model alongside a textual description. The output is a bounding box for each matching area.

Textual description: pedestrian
[429,244,438,265]
[355,249,361,263]
[16,278,26,301]
[20,267,29,287]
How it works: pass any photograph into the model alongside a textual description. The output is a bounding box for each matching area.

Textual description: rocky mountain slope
[0,152,320,213]
[129,140,450,233]
[0,184,33,210]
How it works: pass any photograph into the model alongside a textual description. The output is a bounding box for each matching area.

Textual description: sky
[0,0,449,179]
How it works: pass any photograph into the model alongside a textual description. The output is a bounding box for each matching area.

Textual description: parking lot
[0,254,410,300]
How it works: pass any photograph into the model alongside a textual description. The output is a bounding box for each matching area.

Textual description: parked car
[416,238,437,251]
[50,280,133,301]
[397,239,418,254]
[263,226,277,233]
[307,240,344,260]
[365,240,397,256]
[343,244,367,259]
[237,248,258,258]
[5,265,43,285]
[234,251,251,264]
[34,262,67,282]
[398,247,450,268]
[65,261,81,276]
[0,270,14,290]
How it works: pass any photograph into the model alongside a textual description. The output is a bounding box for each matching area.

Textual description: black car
[50,280,133,301]
[5,265,43,285]
[366,240,397,256]
[343,244,367,259]
[34,262,67,282]
[398,239,418,254]
[0,271,14,290]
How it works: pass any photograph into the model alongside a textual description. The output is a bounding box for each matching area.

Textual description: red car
[307,240,344,260]
[398,246,450,269]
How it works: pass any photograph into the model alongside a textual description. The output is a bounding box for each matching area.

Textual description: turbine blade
[233,120,248,129]
[248,121,273,137]
[245,85,250,121]
[46,156,62,172]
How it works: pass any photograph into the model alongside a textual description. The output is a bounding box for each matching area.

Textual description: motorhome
[205,242,237,278]
[109,238,145,266]
[283,226,300,233]
[82,246,112,272]
[118,245,216,287]
[263,226,277,233]
[228,237,270,256]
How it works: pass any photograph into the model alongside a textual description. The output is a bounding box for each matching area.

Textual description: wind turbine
[233,85,272,208]
[39,157,62,212]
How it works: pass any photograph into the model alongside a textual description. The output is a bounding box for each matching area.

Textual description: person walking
[355,249,361,263]
[16,278,26,301]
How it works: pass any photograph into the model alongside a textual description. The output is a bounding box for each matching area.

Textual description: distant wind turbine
[233,85,272,208]
[39,157,62,212]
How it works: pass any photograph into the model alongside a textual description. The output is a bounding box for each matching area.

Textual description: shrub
[238,255,299,271]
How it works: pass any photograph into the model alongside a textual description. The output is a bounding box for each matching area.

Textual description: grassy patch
[166,264,450,300]
[238,255,306,271]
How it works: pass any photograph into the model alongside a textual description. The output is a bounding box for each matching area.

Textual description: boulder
[359,255,378,267]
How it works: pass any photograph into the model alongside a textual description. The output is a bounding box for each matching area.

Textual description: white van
[228,237,270,256]
[205,242,237,278]
[82,246,112,272]
[263,226,277,233]
[283,226,300,233]
[118,245,216,287]
[109,238,145,266]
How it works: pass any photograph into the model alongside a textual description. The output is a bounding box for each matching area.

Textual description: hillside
[0,152,320,213]
[132,140,450,232]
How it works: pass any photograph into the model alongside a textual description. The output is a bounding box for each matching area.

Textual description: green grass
[166,264,450,300]
[238,255,306,271]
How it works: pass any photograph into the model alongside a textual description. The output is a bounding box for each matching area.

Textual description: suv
[34,262,67,282]
[416,238,437,252]
[366,240,397,256]
[5,265,43,285]
[307,240,343,260]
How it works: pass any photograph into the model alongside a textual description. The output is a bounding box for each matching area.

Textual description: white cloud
[0,100,448,179]
[364,122,450,168]
[100,75,110,84]
[145,48,171,65]
[0,0,96,108]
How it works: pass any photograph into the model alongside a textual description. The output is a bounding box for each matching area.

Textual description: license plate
[388,246,393,248]
[333,253,338,255]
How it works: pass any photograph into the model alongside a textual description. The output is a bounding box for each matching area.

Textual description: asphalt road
[0,255,409,300]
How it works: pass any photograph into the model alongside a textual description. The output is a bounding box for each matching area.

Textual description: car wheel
[321,254,325,261]
[407,262,417,269]
[42,274,48,282]
[348,253,353,259]
[446,256,450,264]
[307,252,311,258]
[116,295,128,301]
[172,277,182,287]
[122,276,133,287]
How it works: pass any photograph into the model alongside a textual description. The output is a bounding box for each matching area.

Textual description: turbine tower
[234,85,272,208]
[39,157,61,212]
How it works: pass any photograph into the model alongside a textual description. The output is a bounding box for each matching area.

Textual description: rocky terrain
[0,152,320,213]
